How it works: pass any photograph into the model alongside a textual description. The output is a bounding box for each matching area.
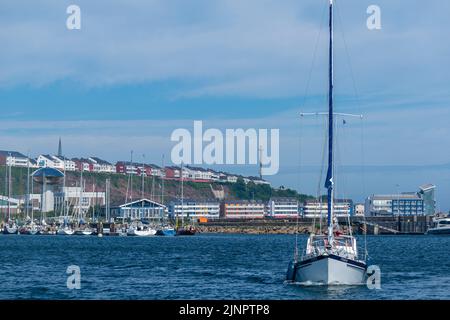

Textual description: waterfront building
[169,199,220,219]
[109,199,166,220]
[221,200,265,219]
[246,176,271,186]
[209,170,220,181]
[185,166,213,181]
[115,161,139,175]
[419,184,436,215]
[52,156,77,171]
[72,158,92,172]
[354,203,365,216]
[365,193,424,216]
[37,154,60,169]
[302,199,354,218]
[0,150,31,168]
[0,195,20,216]
[54,186,105,215]
[88,157,115,173]
[267,197,299,218]
[164,166,190,180]
[226,175,238,183]
[144,164,165,177]
[164,166,181,179]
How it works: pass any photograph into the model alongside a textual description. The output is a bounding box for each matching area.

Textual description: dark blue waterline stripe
[299,254,367,270]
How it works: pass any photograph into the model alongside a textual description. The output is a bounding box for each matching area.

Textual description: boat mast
[26,151,30,221]
[62,156,66,221]
[141,154,145,220]
[325,0,334,242]
[130,150,134,204]
[105,178,110,222]
[7,152,11,221]
[79,166,83,222]
[181,163,184,228]
[161,154,165,223]
[31,171,34,223]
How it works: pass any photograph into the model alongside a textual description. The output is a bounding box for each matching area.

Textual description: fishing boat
[426,217,450,235]
[286,0,367,285]
[127,223,157,236]
[156,225,176,236]
[176,226,196,236]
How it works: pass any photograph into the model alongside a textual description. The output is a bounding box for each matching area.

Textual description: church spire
[58,137,62,157]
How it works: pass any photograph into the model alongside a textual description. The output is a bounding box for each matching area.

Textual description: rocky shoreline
[197,225,311,234]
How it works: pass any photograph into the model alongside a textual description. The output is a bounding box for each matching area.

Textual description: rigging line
[335,0,363,112]
[336,0,368,251]
[360,116,368,259]
[295,116,304,260]
[315,115,327,233]
[300,0,328,109]
[337,118,353,237]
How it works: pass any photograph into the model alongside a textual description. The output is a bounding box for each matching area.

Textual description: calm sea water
[0,234,449,300]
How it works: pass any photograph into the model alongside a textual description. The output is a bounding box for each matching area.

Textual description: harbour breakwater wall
[197,216,433,235]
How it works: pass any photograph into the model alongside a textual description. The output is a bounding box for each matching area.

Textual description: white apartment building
[37,154,60,168]
[52,156,77,171]
[268,197,299,218]
[302,199,354,218]
[221,200,265,219]
[169,200,220,219]
[88,157,115,173]
[226,175,238,183]
[0,150,33,168]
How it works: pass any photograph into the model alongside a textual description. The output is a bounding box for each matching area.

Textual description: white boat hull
[427,227,450,235]
[57,228,74,235]
[3,226,18,235]
[294,254,367,285]
[74,230,93,236]
[127,229,157,236]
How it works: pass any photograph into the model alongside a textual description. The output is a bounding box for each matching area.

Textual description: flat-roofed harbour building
[169,199,220,220]
[267,197,299,218]
[302,199,354,218]
[221,200,265,219]
[365,193,424,216]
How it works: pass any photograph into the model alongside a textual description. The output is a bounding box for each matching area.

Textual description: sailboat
[175,163,196,236]
[156,155,175,236]
[19,154,39,235]
[126,154,157,237]
[73,168,93,236]
[3,153,18,235]
[286,0,367,285]
[57,157,74,235]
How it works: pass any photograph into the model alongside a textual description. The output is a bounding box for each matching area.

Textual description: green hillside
[0,166,314,206]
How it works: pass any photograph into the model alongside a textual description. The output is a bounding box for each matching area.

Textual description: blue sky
[1,0,450,209]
